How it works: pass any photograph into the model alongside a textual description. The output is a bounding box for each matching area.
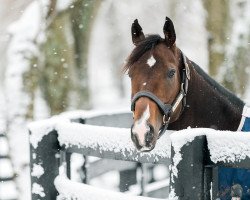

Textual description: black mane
[123,34,163,72]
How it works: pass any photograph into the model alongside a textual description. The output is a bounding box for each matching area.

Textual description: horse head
[124,17,189,152]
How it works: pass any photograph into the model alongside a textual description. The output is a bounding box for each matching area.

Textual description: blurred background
[0,0,250,199]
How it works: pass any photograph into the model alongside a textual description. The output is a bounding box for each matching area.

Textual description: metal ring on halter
[163,115,170,124]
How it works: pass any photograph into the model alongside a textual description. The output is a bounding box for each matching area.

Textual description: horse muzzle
[131,123,156,152]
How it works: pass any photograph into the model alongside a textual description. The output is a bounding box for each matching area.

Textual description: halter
[131,52,190,138]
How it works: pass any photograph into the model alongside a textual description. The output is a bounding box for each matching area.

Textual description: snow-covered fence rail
[58,123,171,164]
[170,129,250,199]
[29,110,171,200]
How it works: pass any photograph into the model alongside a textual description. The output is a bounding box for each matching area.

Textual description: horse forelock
[123,34,163,74]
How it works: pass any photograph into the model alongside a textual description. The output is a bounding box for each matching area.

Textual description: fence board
[54,175,165,200]
[65,145,171,165]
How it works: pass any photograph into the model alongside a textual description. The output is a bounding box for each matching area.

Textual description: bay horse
[124,17,250,199]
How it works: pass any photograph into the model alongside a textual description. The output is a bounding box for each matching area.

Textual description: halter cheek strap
[131,52,190,139]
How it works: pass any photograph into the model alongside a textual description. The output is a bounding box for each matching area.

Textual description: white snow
[28,109,131,149]
[55,175,167,200]
[170,128,250,177]
[168,190,178,200]
[0,159,14,178]
[207,131,250,163]
[0,136,9,155]
[0,181,18,199]
[153,165,169,181]
[56,122,171,163]
[56,0,73,11]
[32,183,45,198]
[29,116,70,149]
[147,56,156,68]
[31,164,44,178]
[68,153,84,182]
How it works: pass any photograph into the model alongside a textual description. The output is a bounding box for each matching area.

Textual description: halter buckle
[163,115,170,125]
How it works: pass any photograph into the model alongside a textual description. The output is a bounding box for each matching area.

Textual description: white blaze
[147,55,156,67]
[132,105,150,146]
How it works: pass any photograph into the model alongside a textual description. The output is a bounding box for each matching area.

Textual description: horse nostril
[149,124,154,133]
[145,124,154,142]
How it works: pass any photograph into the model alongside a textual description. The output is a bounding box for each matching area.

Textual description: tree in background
[205,0,230,77]
[4,0,100,198]
[221,0,250,97]
[26,0,101,116]
[205,0,250,98]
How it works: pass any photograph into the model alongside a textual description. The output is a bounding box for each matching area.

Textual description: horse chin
[139,145,155,152]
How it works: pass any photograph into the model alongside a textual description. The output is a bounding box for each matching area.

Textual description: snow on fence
[28,110,250,200]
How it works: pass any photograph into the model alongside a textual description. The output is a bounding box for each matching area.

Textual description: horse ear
[163,17,176,47]
[131,19,145,46]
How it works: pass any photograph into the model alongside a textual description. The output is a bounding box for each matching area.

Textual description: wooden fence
[29,111,250,200]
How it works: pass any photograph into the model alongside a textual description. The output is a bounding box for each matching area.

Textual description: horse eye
[167,69,176,78]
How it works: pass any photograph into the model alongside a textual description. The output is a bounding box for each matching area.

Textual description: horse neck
[169,61,244,131]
